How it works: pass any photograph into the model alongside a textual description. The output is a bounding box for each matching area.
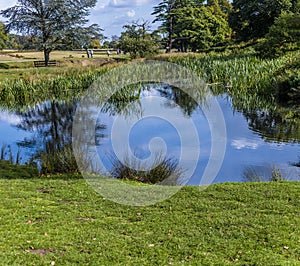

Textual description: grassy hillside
[0,174,299,265]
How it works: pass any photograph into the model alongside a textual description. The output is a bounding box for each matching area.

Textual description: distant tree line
[0,0,299,60]
[101,0,299,58]
[0,0,103,65]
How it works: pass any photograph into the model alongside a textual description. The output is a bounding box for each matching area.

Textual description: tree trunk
[167,17,173,53]
[44,48,51,66]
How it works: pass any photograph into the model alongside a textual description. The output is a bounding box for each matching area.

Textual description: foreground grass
[0,175,299,265]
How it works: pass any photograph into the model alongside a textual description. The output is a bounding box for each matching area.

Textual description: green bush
[0,63,9,69]
[110,153,184,185]
[0,160,38,179]
[256,12,300,58]
[39,145,78,175]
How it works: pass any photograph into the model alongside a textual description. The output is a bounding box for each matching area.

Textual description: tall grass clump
[0,144,22,165]
[0,144,39,178]
[110,153,185,185]
[0,67,109,111]
[38,145,78,175]
[243,165,287,182]
[270,167,285,182]
[155,51,299,101]
[0,159,39,179]
[38,144,104,176]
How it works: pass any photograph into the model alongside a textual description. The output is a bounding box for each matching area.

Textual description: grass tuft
[110,152,185,185]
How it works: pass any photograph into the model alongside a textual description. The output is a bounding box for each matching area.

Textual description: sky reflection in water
[0,85,299,184]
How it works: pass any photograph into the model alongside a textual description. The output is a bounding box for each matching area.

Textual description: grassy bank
[1,50,298,113]
[0,174,299,265]
[155,51,300,109]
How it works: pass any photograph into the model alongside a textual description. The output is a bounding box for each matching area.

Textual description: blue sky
[0,0,161,39]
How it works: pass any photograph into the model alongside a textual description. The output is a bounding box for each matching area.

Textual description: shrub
[256,12,300,58]
[110,153,184,185]
[39,145,78,175]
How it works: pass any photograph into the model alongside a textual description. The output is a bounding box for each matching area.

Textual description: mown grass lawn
[0,175,299,265]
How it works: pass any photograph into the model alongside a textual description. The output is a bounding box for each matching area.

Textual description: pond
[0,83,299,185]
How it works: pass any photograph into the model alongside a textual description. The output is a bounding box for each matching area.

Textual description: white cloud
[108,0,156,8]
[0,0,17,10]
[126,10,136,18]
[94,1,109,10]
[0,0,162,38]
[109,0,132,8]
[0,111,21,125]
[231,138,261,150]
[135,0,154,6]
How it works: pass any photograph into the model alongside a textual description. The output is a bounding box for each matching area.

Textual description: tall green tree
[152,0,232,52]
[152,0,177,53]
[0,23,8,49]
[174,6,231,52]
[0,0,103,65]
[152,0,194,52]
[207,0,232,14]
[152,0,231,52]
[256,11,300,58]
[229,0,294,41]
[118,21,158,59]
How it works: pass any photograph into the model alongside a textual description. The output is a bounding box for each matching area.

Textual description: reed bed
[109,152,184,185]
[157,51,299,99]
[1,51,298,112]
[0,67,110,111]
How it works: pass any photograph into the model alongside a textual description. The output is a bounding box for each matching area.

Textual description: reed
[0,67,110,111]
[156,51,299,104]
[243,165,287,182]
[109,152,185,185]
[38,145,78,175]
[0,144,20,165]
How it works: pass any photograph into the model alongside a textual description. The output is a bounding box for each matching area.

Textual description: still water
[0,84,299,184]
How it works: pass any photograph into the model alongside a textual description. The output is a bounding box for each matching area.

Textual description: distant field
[0,49,118,62]
[0,50,129,82]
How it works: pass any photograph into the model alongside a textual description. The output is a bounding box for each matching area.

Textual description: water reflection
[10,101,105,174]
[0,83,299,183]
[244,110,300,143]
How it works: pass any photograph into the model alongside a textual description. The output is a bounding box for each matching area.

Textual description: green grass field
[0,50,129,82]
[0,50,299,265]
[0,50,117,61]
[0,173,299,265]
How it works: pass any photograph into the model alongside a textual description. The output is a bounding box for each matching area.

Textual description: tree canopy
[229,0,295,41]
[152,0,231,52]
[174,6,231,52]
[256,11,300,58]
[0,23,8,49]
[118,21,158,59]
[0,0,103,65]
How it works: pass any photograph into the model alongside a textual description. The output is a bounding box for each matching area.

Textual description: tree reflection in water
[16,100,106,174]
[1,82,298,180]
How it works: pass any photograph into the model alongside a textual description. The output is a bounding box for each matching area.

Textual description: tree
[152,0,176,53]
[152,0,231,52]
[0,22,8,49]
[16,100,105,174]
[256,11,300,58]
[174,6,231,52]
[90,39,102,49]
[229,0,294,41]
[207,0,232,15]
[118,21,158,58]
[110,35,120,48]
[0,0,103,65]
[152,0,193,53]
[102,40,110,49]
